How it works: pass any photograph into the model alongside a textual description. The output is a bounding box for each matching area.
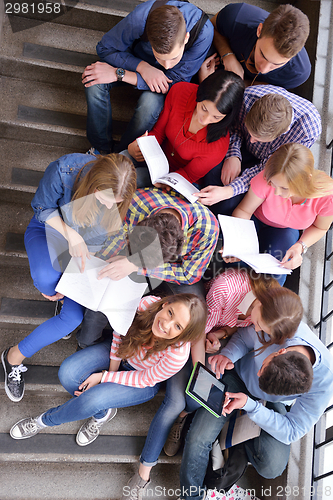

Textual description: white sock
[95,408,112,422]
[36,414,48,428]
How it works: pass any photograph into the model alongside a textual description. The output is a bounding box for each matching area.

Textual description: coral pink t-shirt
[251,171,333,229]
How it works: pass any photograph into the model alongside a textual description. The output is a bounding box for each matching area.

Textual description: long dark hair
[116,294,207,360]
[196,70,245,143]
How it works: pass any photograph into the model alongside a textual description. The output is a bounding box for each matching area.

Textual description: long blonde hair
[264,143,333,199]
[116,294,208,361]
[71,154,136,229]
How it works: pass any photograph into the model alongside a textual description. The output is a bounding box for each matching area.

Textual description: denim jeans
[20,217,85,358]
[120,150,152,189]
[140,357,193,466]
[42,340,160,426]
[85,83,166,153]
[179,370,290,500]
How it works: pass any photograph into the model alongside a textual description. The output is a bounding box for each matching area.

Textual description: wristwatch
[116,68,126,82]
[298,240,308,255]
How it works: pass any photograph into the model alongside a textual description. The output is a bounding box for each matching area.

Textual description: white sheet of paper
[237,290,257,315]
[137,135,169,182]
[218,215,259,256]
[137,135,199,203]
[218,215,291,275]
[56,256,148,334]
[155,172,199,203]
[55,256,108,310]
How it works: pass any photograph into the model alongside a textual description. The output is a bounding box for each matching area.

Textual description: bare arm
[232,187,264,220]
[210,13,244,80]
[191,331,206,366]
[281,215,333,270]
[46,215,90,272]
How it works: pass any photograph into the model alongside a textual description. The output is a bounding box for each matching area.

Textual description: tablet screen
[186,362,226,417]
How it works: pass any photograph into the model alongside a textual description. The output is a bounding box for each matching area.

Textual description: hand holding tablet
[186,362,227,418]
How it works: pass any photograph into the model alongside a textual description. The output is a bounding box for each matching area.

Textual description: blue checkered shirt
[227,85,322,195]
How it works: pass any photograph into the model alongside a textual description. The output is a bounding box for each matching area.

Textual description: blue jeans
[42,340,160,426]
[120,150,152,189]
[20,217,84,358]
[253,216,299,286]
[140,357,200,466]
[85,83,166,153]
[179,370,290,500]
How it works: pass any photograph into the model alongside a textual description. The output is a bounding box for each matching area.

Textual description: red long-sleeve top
[149,82,230,183]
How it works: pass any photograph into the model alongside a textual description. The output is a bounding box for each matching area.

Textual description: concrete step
[0,139,77,194]
[0,461,180,500]
[0,75,136,150]
[7,0,142,32]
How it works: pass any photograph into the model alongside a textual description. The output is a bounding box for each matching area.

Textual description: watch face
[116,68,125,79]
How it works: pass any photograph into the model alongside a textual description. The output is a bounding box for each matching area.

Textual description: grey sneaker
[122,472,150,500]
[1,348,28,402]
[76,407,117,446]
[163,414,188,456]
[10,417,44,439]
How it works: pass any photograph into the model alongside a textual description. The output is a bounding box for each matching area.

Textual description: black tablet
[185,361,227,418]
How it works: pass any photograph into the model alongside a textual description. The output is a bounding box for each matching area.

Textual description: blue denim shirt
[96,0,213,91]
[31,153,110,252]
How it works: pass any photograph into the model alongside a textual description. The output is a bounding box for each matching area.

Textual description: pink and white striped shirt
[205,269,253,334]
[101,296,191,388]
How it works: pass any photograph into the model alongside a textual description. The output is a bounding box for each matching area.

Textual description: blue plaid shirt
[97,188,219,285]
[227,85,322,195]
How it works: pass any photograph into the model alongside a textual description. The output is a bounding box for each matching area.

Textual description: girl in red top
[127,70,245,185]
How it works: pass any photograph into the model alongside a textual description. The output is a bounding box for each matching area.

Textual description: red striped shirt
[205,269,253,334]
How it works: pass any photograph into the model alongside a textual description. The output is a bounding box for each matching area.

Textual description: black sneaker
[1,348,28,402]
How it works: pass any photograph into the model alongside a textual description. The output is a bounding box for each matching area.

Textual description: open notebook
[55,256,148,335]
[137,135,199,203]
[218,215,291,275]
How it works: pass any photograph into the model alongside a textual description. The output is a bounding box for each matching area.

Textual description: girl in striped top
[9,294,207,450]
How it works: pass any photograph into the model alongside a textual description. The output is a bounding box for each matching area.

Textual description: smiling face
[151,301,191,340]
[268,173,295,199]
[251,300,271,336]
[195,100,226,127]
[94,190,123,209]
[254,26,290,74]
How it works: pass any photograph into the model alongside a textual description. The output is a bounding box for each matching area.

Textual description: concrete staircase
[0,1,183,498]
[0,0,320,498]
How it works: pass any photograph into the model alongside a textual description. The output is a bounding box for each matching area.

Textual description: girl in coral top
[228,143,333,285]
[127,68,245,186]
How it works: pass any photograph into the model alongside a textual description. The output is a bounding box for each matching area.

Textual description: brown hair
[71,154,136,230]
[260,4,310,58]
[146,5,187,54]
[245,94,293,141]
[259,350,313,395]
[264,143,333,199]
[116,294,207,360]
[254,286,303,351]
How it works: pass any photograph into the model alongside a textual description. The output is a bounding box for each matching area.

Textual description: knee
[137,92,165,118]
[85,83,110,103]
[30,267,59,295]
